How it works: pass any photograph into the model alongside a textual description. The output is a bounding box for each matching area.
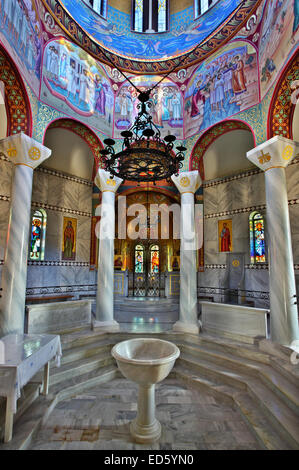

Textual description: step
[177,352,299,449]
[57,338,114,366]
[49,365,119,401]
[175,364,292,450]
[0,382,41,442]
[246,376,299,449]
[59,329,109,351]
[178,341,299,414]
[178,352,249,391]
[50,352,115,386]
[0,393,57,450]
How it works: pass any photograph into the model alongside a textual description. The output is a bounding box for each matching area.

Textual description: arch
[267,51,299,140]
[189,119,256,180]
[43,118,104,172]
[0,45,32,136]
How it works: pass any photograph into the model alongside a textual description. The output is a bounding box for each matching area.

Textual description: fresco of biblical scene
[259,0,299,98]
[62,216,77,261]
[218,219,232,253]
[0,0,43,95]
[184,41,259,138]
[41,39,114,135]
[114,76,184,140]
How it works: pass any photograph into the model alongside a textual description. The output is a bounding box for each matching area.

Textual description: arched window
[249,212,266,263]
[194,0,215,18]
[29,209,47,261]
[135,244,145,273]
[132,0,169,33]
[150,244,159,273]
[83,0,107,18]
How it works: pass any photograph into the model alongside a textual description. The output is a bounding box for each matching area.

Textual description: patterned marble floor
[28,378,262,450]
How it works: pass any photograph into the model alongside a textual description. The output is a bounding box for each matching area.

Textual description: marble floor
[28,378,262,450]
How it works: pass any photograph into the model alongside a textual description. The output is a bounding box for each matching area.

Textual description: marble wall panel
[45,235,61,261]
[289,205,299,235]
[247,173,265,207]
[47,175,65,207]
[286,163,299,200]
[78,184,92,214]
[231,177,251,210]
[217,181,233,213]
[32,171,49,204]
[0,160,13,197]
[76,239,90,263]
[63,179,81,211]
[26,265,45,288]
[291,233,299,263]
[244,268,269,294]
[46,210,62,238]
[0,200,10,260]
[77,216,92,241]
[204,218,218,242]
[203,186,218,215]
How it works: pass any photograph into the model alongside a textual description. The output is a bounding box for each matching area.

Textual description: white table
[0,333,62,443]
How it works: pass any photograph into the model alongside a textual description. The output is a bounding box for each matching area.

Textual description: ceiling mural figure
[259,0,299,98]
[114,76,184,141]
[0,0,43,96]
[40,38,114,135]
[184,40,259,138]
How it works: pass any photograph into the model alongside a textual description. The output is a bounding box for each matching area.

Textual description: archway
[43,118,104,175]
[189,119,256,180]
[0,45,32,136]
[268,52,299,140]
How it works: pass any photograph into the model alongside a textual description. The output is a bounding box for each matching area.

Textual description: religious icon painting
[114,255,124,270]
[62,216,77,260]
[218,219,232,253]
[171,256,180,271]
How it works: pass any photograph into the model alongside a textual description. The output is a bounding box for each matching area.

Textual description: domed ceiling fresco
[0,0,297,146]
[40,0,264,73]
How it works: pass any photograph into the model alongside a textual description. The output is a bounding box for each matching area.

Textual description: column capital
[0,133,51,169]
[94,169,123,193]
[246,136,299,172]
[171,171,202,194]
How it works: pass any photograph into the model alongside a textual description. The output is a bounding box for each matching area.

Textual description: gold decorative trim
[264,165,286,172]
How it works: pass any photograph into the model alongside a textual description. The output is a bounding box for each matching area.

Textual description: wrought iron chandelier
[100,89,186,183]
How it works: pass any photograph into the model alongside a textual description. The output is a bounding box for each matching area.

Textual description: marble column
[0,133,51,337]
[93,169,123,331]
[247,136,299,348]
[171,171,202,334]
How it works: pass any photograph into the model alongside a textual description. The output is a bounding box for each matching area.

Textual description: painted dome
[42,0,262,73]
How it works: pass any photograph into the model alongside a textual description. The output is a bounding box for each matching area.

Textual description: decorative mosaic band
[26,283,97,296]
[31,201,92,217]
[37,166,93,186]
[198,286,270,301]
[205,199,299,219]
[27,260,90,266]
[203,157,299,188]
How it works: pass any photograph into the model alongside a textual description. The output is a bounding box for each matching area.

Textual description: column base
[130,417,161,444]
[92,320,120,332]
[172,321,200,335]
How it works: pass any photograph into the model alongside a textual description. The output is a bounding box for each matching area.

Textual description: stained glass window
[30,209,47,261]
[157,0,167,32]
[249,212,266,263]
[194,0,214,18]
[134,0,144,33]
[84,0,107,18]
[135,244,144,273]
[150,244,159,273]
[132,0,168,33]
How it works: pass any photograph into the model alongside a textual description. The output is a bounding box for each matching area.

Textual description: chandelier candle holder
[100,90,186,183]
